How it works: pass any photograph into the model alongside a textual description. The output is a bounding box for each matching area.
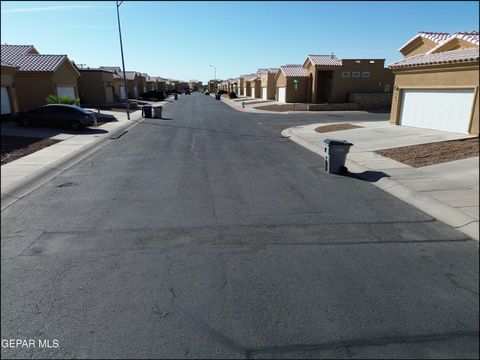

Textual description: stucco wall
[51,61,80,99]
[329,60,394,103]
[285,78,308,103]
[401,38,438,58]
[14,73,55,110]
[390,64,479,134]
[78,71,115,104]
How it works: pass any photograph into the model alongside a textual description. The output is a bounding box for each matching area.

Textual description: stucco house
[260,68,278,100]
[302,54,394,104]
[242,74,258,97]
[1,45,80,111]
[274,65,309,103]
[77,68,115,105]
[1,62,19,116]
[389,31,479,134]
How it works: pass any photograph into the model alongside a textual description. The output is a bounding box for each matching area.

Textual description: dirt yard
[254,104,309,112]
[1,136,61,165]
[376,137,479,167]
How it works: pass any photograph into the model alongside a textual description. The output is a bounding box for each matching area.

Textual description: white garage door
[1,87,11,114]
[278,87,286,103]
[120,86,127,100]
[105,86,114,103]
[400,89,475,134]
[262,87,267,100]
[57,86,75,99]
[133,86,138,98]
[251,87,255,98]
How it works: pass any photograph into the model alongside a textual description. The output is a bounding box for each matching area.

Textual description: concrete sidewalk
[282,121,479,240]
[1,98,171,210]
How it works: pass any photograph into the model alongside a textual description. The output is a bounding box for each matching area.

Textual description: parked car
[13,104,97,130]
[140,90,166,101]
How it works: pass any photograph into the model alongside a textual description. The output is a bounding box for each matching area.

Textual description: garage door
[57,86,75,99]
[133,86,138,98]
[120,86,127,100]
[251,87,255,98]
[262,87,267,99]
[244,87,247,96]
[1,87,11,114]
[278,87,286,103]
[400,89,475,134]
[105,86,114,103]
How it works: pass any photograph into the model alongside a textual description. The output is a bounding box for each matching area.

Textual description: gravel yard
[1,135,62,165]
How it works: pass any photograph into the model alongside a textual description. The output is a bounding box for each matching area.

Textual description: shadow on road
[344,170,390,183]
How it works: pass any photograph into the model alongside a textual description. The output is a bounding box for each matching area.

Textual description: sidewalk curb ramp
[281,127,479,241]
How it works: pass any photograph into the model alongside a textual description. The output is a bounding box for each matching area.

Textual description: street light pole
[209,64,216,92]
[116,0,130,120]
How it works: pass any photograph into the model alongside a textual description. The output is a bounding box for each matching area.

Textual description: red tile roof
[307,55,342,66]
[280,65,308,77]
[389,47,479,69]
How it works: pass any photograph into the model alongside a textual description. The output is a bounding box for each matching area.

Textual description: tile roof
[427,31,480,54]
[268,68,279,73]
[1,44,72,72]
[243,74,259,81]
[112,73,122,79]
[99,66,122,74]
[1,61,19,69]
[307,54,342,66]
[1,45,37,59]
[257,68,269,75]
[279,65,308,77]
[389,47,479,69]
[398,32,451,52]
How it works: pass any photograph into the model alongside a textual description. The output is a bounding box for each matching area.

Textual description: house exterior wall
[390,64,479,134]
[51,61,80,99]
[113,78,125,101]
[14,73,55,110]
[267,72,277,99]
[78,70,114,104]
[1,67,19,113]
[126,77,140,98]
[329,60,394,103]
[400,38,438,58]
[138,75,147,93]
[250,79,261,98]
[285,77,308,103]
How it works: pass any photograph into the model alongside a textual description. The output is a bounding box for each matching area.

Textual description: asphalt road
[1,93,478,359]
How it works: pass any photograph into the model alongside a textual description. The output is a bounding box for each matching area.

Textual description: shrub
[205,91,210,95]
[46,95,80,105]
[227,92,237,99]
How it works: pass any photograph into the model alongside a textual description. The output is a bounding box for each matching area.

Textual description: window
[352,71,360,78]
[341,71,350,78]
[361,71,370,78]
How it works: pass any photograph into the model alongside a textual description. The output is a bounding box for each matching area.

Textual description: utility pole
[116,0,130,120]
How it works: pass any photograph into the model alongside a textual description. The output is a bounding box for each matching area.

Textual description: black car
[140,90,166,101]
[14,104,97,130]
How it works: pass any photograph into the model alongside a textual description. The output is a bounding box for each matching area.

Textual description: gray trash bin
[153,106,162,118]
[323,139,353,174]
[142,105,152,118]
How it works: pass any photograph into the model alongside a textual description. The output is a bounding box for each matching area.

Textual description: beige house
[242,74,258,97]
[302,54,394,104]
[274,65,309,103]
[78,68,115,105]
[138,73,148,94]
[260,68,278,100]
[1,62,19,115]
[1,45,80,111]
[146,76,158,90]
[389,31,479,134]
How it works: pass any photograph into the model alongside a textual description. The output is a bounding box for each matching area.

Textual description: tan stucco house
[274,65,309,103]
[1,45,80,111]
[1,62,19,115]
[302,54,394,104]
[77,68,115,105]
[389,31,479,134]
[260,68,279,100]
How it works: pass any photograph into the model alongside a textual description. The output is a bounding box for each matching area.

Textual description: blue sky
[1,1,478,83]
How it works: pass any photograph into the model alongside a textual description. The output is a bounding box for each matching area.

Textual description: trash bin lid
[323,138,353,146]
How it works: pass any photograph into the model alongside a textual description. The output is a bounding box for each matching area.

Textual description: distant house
[1,45,80,111]
[274,65,309,103]
[389,31,479,134]
[1,62,19,115]
[242,74,258,97]
[260,68,278,100]
[77,68,115,105]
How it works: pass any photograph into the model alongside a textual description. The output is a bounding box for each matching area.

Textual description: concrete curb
[281,127,479,241]
[1,114,143,211]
